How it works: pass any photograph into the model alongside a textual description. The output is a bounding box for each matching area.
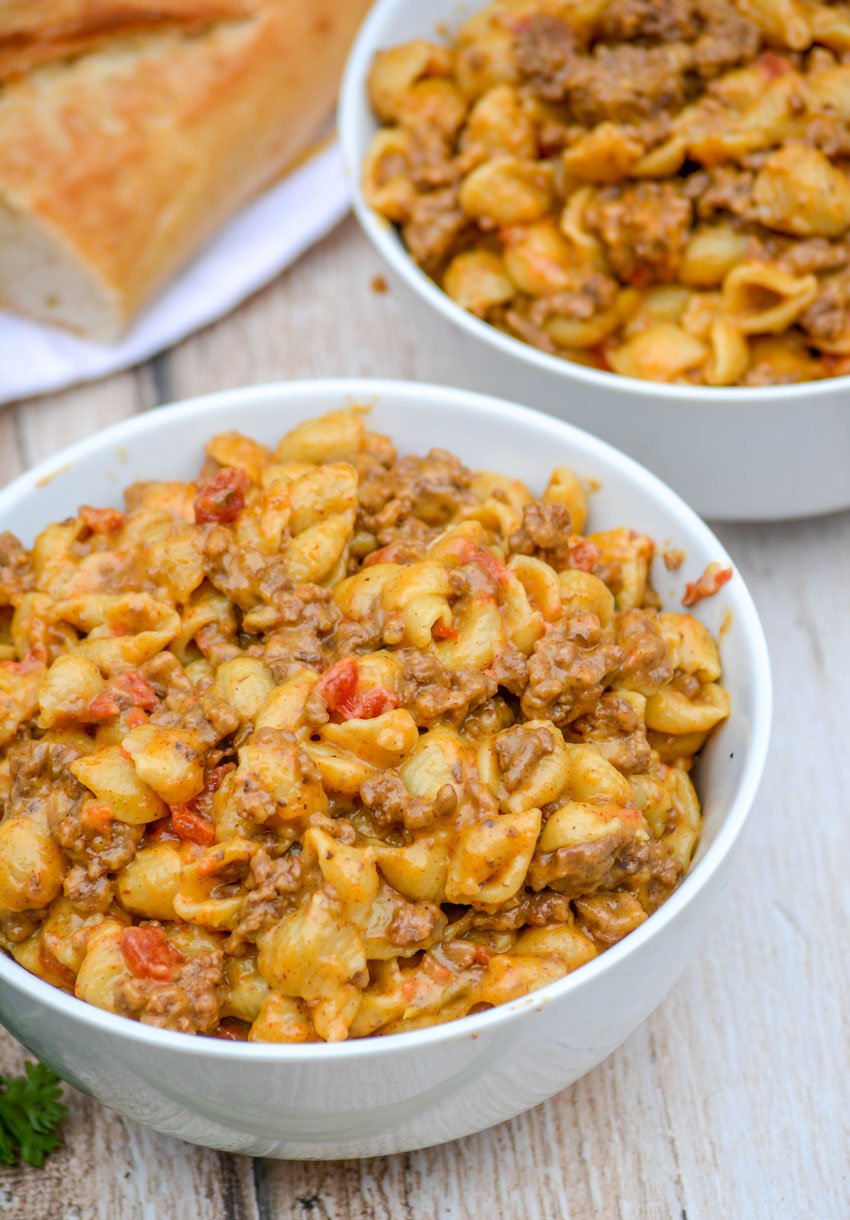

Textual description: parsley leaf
[0,1062,67,1167]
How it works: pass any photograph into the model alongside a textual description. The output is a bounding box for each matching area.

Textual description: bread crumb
[371,275,389,294]
[663,548,686,571]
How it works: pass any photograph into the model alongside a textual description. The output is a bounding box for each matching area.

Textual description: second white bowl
[339,0,850,522]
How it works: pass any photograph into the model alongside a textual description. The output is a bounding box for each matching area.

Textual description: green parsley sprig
[0,1062,67,1167]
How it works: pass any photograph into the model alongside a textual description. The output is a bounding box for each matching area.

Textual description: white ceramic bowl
[339,0,850,522]
[0,380,771,1159]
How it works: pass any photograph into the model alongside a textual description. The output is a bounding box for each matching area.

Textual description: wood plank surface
[0,218,846,1220]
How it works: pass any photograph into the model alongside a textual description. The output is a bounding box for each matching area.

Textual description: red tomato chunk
[318,657,399,721]
[682,563,733,607]
[194,467,249,525]
[80,505,125,534]
[169,803,216,846]
[120,926,185,982]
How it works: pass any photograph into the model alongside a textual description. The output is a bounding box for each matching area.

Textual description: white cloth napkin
[0,141,350,406]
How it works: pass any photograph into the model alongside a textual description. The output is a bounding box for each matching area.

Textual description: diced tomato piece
[567,538,601,572]
[432,619,459,641]
[169,803,216,846]
[160,764,233,844]
[760,50,791,79]
[318,657,398,721]
[80,505,125,534]
[120,926,185,981]
[627,266,652,288]
[80,800,114,836]
[114,671,158,709]
[682,563,733,607]
[214,1018,250,1041]
[364,545,393,567]
[3,649,46,676]
[590,344,611,372]
[125,708,147,730]
[88,671,157,721]
[468,544,510,588]
[194,467,249,525]
[192,763,234,819]
[356,686,400,718]
[317,657,360,718]
[87,692,121,721]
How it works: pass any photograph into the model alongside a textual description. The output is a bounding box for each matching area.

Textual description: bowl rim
[338,0,850,406]
[0,377,773,1062]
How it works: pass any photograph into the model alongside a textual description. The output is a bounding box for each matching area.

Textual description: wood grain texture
[0,218,846,1220]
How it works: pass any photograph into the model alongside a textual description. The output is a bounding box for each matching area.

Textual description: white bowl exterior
[0,381,771,1158]
[339,0,850,522]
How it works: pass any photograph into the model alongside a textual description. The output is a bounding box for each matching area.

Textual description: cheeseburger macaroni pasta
[0,409,730,1041]
[364,0,850,385]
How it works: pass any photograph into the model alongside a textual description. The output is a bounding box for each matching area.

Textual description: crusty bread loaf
[0,0,370,339]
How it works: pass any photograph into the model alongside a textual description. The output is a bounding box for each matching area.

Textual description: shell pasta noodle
[362,0,850,386]
[0,408,731,1042]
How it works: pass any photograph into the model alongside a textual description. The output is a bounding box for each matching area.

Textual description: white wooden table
[0,218,847,1220]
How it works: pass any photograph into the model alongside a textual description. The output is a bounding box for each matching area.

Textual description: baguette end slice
[0,194,124,341]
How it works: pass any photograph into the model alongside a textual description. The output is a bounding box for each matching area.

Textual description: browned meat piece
[599,0,697,42]
[528,273,619,325]
[6,737,84,823]
[226,849,303,954]
[0,910,43,944]
[528,826,636,896]
[487,647,529,698]
[514,13,578,100]
[522,618,624,727]
[504,271,619,353]
[52,813,142,881]
[779,238,850,276]
[115,948,224,1035]
[695,167,756,222]
[643,843,684,910]
[356,447,475,551]
[397,648,496,727]
[671,670,702,699]
[387,898,443,947]
[259,589,340,681]
[460,695,515,740]
[494,723,555,791]
[743,364,812,387]
[0,531,33,603]
[508,501,573,569]
[471,890,570,931]
[567,692,651,773]
[150,682,239,748]
[62,867,114,915]
[359,768,444,831]
[573,891,647,947]
[614,609,673,694]
[799,277,850,344]
[804,117,850,159]
[387,448,475,526]
[601,836,681,906]
[566,44,693,125]
[402,188,471,275]
[692,0,760,79]
[587,182,692,286]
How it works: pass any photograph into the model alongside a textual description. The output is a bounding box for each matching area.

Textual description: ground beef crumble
[522,617,625,727]
[115,949,224,1034]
